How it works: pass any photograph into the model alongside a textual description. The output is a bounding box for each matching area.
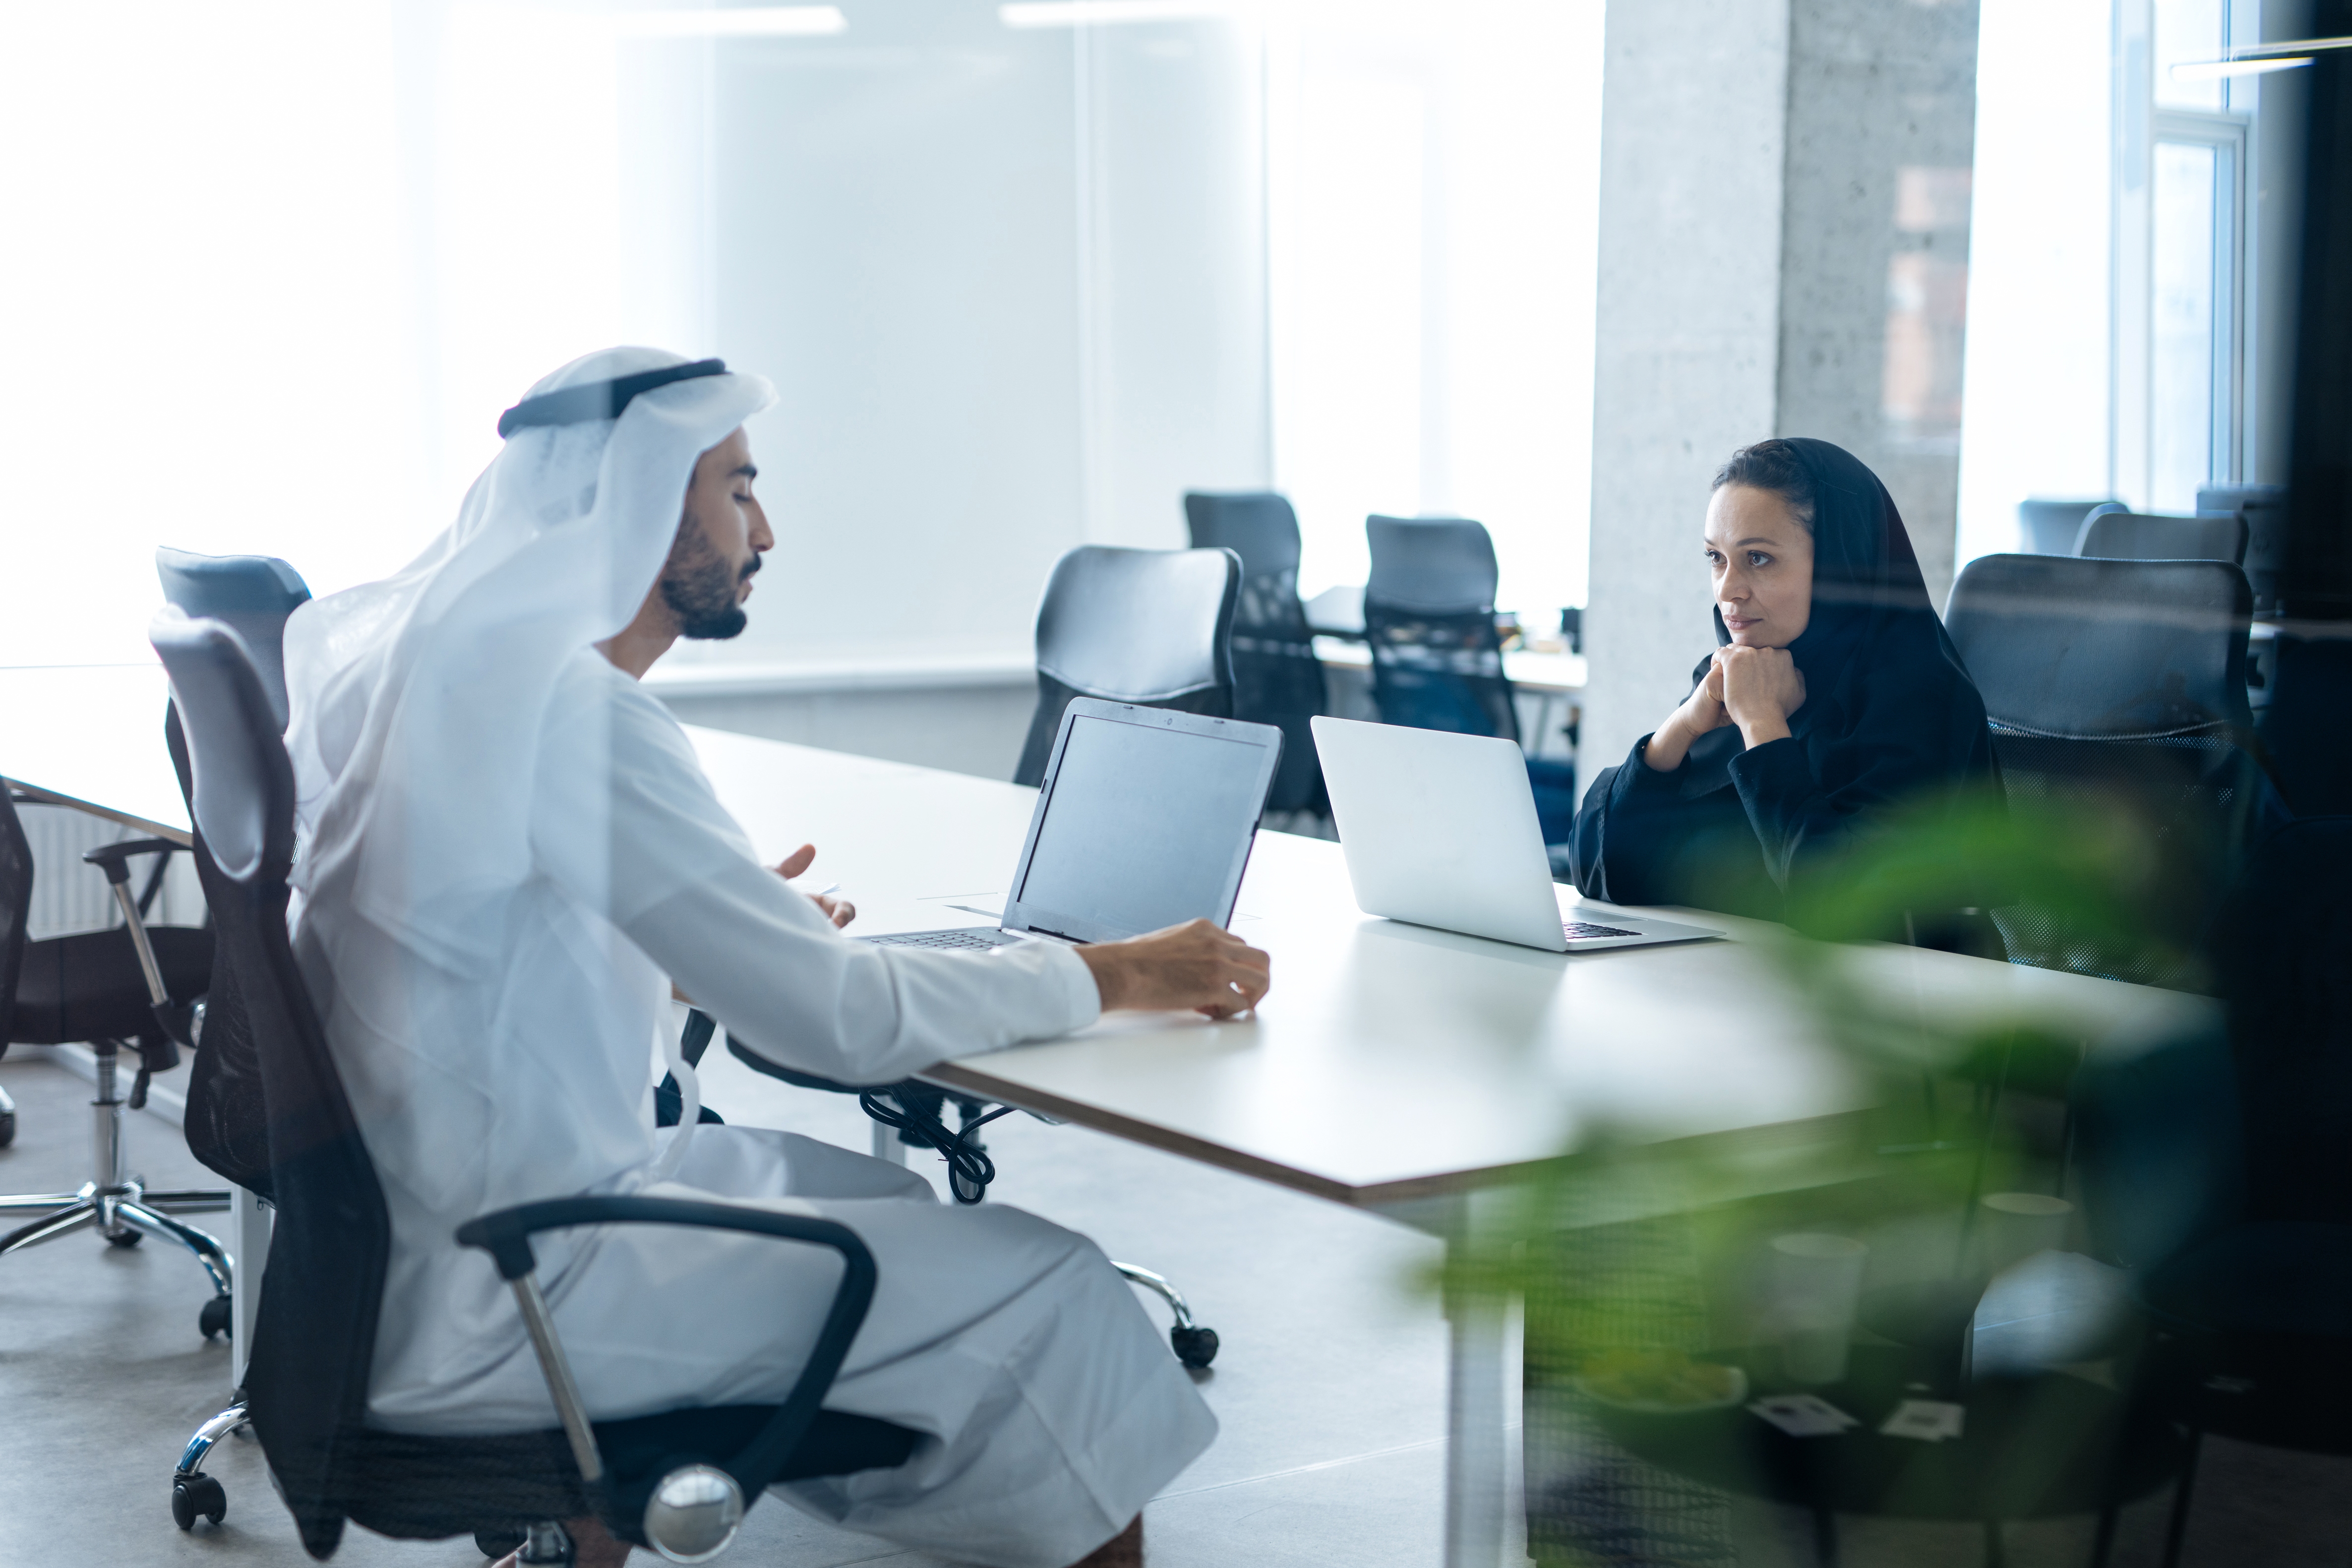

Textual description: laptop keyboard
[862,928,1023,950]
[1563,921,1640,941]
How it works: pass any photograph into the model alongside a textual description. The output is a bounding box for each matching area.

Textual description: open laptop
[862,697,1284,950]
[1311,716,1722,954]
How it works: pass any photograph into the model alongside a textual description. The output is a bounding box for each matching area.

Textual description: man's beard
[660,514,757,640]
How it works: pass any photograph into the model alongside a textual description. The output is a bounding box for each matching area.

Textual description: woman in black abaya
[1563,438,1997,917]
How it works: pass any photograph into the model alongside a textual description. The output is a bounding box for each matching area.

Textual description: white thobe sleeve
[533,656,1101,1087]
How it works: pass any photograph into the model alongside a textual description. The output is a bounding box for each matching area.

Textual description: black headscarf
[1696,437,1992,810]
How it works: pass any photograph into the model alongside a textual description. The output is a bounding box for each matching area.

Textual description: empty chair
[1183,492,1328,815]
[2075,510,2248,566]
[2197,484,2289,617]
[155,547,312,730]
[1944,555,2284,989]
[0,783,229,1326]
[1013,544,1241,788]
[148,612,920,1556]
[1362,516,1575,842]
[2019,498,2124,557]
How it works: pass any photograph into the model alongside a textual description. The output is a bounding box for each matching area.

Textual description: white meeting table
[3,664,2221,1567]
[687,725,2215,1568]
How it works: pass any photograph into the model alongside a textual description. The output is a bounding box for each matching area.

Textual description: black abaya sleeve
[1565,731,1751,907]
[1725,736,1865,888]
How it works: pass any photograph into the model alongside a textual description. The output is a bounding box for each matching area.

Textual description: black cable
[857,1088,1018,1204]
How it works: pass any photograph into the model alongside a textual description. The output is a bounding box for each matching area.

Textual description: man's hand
[773,843,856,929]
[1078,919,1270,1021]
[1643,651,1733,772]
[1717,646,1807,748]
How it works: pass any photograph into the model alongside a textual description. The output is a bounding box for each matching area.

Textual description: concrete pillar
[1581,0,1980,780]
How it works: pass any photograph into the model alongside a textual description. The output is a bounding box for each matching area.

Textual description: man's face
[661,426,772,641]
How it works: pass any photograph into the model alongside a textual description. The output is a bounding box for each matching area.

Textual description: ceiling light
[1000,0,1241,28]
[616,6,847,38]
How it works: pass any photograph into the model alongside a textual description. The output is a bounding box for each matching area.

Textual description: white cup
[1772,1233,1870,1385]
[1977,1192,2072,1279]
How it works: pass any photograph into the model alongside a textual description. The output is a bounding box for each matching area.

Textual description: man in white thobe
[281,348,1268,1568]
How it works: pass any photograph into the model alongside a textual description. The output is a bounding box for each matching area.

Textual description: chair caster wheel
[1171,1325,1219,1369]
[199,1294,233,1340]
[476,1526,528,1558]
[107,1228,143,1248]
[172,1470,227,1529]
[0,1108,14,1148]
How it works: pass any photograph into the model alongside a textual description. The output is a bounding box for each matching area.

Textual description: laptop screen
[1006,705,1280,943]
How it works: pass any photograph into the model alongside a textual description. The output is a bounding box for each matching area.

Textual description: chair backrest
[2199,483,2290,617]
[1013,545,1242,788]
[150,611,389,1560]
[2018,497,2123,556]
[1361,515,1517,741]
[1946,554,2274,988]
[1365,515,1498,613]
[155,547,313,732]
[1183,492,1328,813]
[2075,509,2248,566]
[0,789,32,1055]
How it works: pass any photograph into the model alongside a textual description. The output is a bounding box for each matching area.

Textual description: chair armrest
[80,838,181,882]
[455,1196,881,1516]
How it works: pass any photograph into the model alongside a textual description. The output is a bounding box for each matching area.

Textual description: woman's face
[1705,484,1814,648]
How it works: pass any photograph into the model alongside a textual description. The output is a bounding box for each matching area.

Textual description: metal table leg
[1376,1190,1522,1568]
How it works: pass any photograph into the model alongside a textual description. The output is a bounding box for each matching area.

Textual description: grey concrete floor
[6,1045,2351,1567]
[0,1046,1456,1567]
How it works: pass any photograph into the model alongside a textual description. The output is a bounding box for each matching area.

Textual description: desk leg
[1444,1256,1512,1568]
[872,1123,907,1165]
[230,1186,270,1394]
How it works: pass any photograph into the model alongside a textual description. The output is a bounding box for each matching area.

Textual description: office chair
[1944,555,2285,990]
[154,546,312,1203]
[151,613,922,1559]
[1361,515,1576,844]
[2017,497,2124,557]
[2072,818,2352,1568]
[0,786,231,1329]
[2074,509,2249,566]
[1012,544,1242,788]
[156,546,312,730]
[2196,485,2290,618]
[1183,492,1329,816]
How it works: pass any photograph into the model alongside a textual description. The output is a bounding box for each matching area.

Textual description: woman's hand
[773,843,857,928]
[1717,646,1806,748]
[1643,652,1732,771]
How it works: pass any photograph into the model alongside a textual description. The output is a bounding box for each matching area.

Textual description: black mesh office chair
[156,547,312,729]
[2018,498,2124,556]
[150,613,920,1560]
[1012,544,1241,788]
[1944,555,2284,990]
[1183,492,1328,816]
[2075,510,2249,566]
[1,754,228,1317]
[1361,516,1576,844]
[2196,484,2289,618]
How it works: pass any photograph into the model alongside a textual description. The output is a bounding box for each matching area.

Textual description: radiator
[17,802,203,941]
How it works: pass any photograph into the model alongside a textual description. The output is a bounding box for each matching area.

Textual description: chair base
[0,1041,232,1333]
[172,1401,247,1531]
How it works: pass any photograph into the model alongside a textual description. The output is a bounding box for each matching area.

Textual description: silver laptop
[1311,716,1722,954]
[862,697,1284,949]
